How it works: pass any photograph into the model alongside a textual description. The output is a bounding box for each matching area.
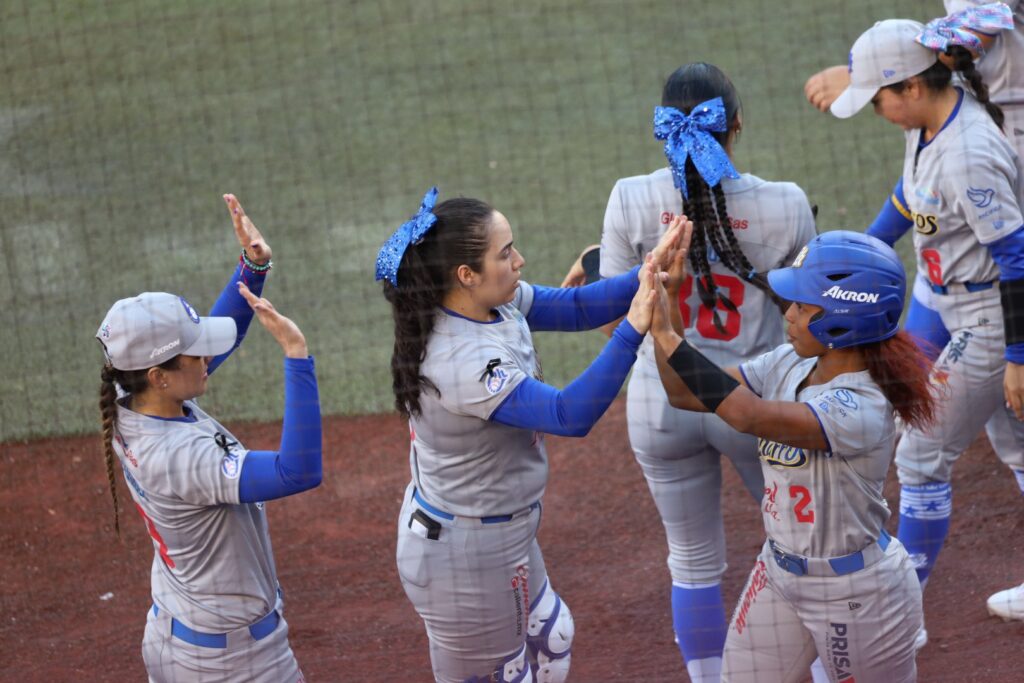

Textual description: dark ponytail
[861,331,937,431]
[662,63,787,332]
[383,198,494,417]
[888,47,1004,130]
[98,356,180,536]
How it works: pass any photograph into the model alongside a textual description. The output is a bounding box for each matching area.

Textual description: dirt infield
[2,399,1022,681]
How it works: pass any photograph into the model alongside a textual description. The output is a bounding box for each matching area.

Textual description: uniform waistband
[769,530,891,577]
[151,604,279,649]
[413,487,539,525]
[928,280,995,295]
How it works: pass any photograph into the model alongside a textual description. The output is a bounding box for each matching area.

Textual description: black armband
[581,246,602,284]
[666,340,740,412]
[1001,279,1024,347]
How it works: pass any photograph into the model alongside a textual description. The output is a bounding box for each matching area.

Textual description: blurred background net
[0,0,931,442]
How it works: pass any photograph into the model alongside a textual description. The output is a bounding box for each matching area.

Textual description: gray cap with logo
[831,19,938,119]
[96,292,237,370]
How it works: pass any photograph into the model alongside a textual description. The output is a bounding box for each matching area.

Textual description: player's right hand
[625,256,659,334]
[560,244,601,288]
[804,65,849,113]
[237,282,308,359]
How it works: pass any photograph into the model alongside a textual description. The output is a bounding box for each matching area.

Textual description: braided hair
[98,356,180,536]
[662,63,787,333]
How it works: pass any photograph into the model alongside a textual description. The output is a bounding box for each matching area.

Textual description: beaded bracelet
[240,250,273,274]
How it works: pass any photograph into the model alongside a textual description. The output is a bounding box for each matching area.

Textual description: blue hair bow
[916,2,1013,56]
[375,187,439,286]
[654,98,740,199]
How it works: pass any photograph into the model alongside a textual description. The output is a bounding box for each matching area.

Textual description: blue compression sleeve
[988,225,1024,363]
[865,178,913,247]
[490,319,643,436]
[238,356,323,502]
[206,263,268,376]
[525,266,640,332]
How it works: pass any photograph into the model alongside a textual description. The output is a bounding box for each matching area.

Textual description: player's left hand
[1004,362,1024,421]
[224,194,272,265]
[804,65,849,113]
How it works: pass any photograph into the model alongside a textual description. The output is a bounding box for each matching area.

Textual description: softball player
[826,14,1024,631]
[376,188,679,683]
[648,229,935,683]
[96,195,322,683]
[596,62,816,682]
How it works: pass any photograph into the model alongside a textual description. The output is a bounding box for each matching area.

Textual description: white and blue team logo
[966,187,995,209]
[485,366,510,395]
[179,296,200,324]
[221,452,241,479]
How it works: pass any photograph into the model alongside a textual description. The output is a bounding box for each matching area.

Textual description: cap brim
[184,316,237,357]
[829,85,878,119]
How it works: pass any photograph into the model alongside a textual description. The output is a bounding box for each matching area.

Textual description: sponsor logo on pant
[830,622,856,681]
[734,560,768,634]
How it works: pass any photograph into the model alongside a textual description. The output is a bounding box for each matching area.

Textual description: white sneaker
[914,625,928,651]
[987,583,1024,621]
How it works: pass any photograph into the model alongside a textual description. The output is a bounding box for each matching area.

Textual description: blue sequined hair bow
[654,98,740,199]
[375,187,439,286]
[916,2,1013,56]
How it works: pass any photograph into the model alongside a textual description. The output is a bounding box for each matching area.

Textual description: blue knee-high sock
[671,583,727,664]
[897,483,952,586]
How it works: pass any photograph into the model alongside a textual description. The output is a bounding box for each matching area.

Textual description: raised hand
[648,214,690,273]
[663,215,693,293]
[224,194,272,266]
[804,65,849,113]
[237,281,307,359]
[560,245,601,288]
[625,256,660,334]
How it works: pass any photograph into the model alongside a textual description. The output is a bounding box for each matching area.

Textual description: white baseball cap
[830,19,938,119]
[96,292,237,371]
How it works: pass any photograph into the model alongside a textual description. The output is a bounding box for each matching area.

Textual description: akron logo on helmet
[822,286,879,303]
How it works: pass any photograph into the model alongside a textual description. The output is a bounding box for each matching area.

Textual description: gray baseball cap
[96,292,237,371]
[830,19,937,119]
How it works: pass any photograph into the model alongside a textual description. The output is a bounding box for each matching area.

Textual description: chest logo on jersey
[914,186,941,206]
[758,438,808,468]
[912,211,938,236]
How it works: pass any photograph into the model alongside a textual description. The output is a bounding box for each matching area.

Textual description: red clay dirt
[2,399,1022,681]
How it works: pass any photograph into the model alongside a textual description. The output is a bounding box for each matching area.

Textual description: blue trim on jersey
[206,264,268,376]
[440,306,502,324]
[918,88,964,150]
[737,364,759,396]
[238,356,322,503]
[804,402,833,454]
[490,319,643,437]
[866,177,913,247]
[525,266,640,332]
[144,406,198,423]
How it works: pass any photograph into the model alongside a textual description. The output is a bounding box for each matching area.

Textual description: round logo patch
[221,452,241,479]
[485,367,509,395]
[179,297,200,324]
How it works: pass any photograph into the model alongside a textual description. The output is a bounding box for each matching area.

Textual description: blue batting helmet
[767,230,906,349]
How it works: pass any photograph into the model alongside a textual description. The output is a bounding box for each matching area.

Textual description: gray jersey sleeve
[805,387,894,457]
[435,340,529,420]
[739,345,794,397]
[940,143,1023,245]
[600,180,641,278]
[162,425,247,506]
[512,281,536,317]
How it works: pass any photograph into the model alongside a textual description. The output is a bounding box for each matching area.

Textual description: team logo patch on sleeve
[967,187,995,209]
[221,452,241,479]
[484,367,510,395]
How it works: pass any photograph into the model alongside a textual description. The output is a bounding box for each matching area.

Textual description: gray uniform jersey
[946,0,1024,106]
[600,168,816,367]
[740,345,897,558]
[411,283,546,517]
[904,91,1023,291]
[113,400,279,632]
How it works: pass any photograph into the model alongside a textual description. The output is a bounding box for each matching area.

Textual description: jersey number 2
[678,274,745,341]
[790,486,815,524]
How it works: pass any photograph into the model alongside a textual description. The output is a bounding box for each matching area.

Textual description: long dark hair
[861,331,937,430]
[98,356,180,536]
[886,45,1003,130]
[662,63,786,333]
[382,198,494,417]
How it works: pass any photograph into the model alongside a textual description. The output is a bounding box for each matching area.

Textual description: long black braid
[664,63,788,334]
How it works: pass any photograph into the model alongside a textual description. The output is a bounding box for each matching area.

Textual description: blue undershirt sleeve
[865,177,913,247]
[490,319,643,436]
[206,263,268,376]
[525,266,640,332]
[987,225,1024,363]
[238,356,323,502]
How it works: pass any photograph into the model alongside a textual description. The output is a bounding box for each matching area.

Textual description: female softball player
[825,13,1024,632]
[376,187,680,683]
[806,2,1024,623]
[594,62,817,682]
[648,228,936,683]
[96,195,322,683]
